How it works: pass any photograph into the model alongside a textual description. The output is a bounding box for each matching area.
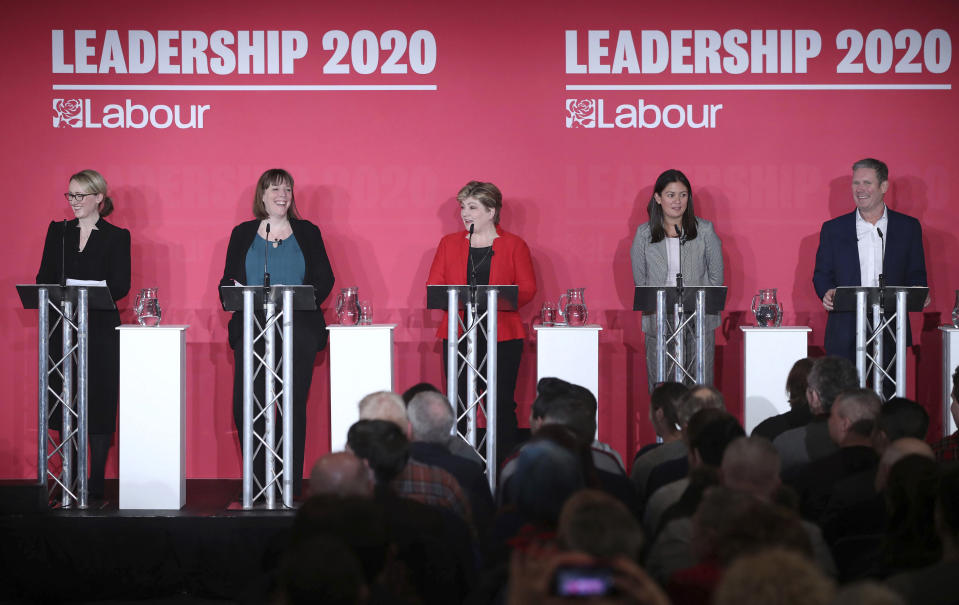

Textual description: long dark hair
[647,169,698,243]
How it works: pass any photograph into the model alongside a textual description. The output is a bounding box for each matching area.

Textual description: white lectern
[328,324,396,452]
[118,325,188,510]
[740,326,810,434]
[940,326,959,437]
[534,325,602,402]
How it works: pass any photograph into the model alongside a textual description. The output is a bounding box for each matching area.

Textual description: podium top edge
[739,326,813,332]
[533,324,603,331]
[117,325,190,330]
[326,324,398,330]
[939,326,959,332]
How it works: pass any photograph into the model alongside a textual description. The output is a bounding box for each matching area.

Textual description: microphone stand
[60,219,67,288]
[467,224,477,310]
[263,223,271,309]
[877,226,886,325]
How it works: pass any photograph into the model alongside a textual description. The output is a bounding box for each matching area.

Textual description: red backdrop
[2,0,957,479]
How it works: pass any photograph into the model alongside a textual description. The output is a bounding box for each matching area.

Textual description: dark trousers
[232,326,317,497]
[443,337,523,466]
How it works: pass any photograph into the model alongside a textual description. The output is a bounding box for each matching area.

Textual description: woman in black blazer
[220,168,334,497]
[36,169,131,499]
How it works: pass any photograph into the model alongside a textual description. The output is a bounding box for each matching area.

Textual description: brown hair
[252,168,300,220]
[456,181,502,225]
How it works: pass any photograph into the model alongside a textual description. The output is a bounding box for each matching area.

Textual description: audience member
[347,419,473,527]
[714,548,835,605]
[407,390,495,534]
[358,390,409,432]
[498,378,636,515]
[932,365,959,463]
[875,437,935,492]
[644,409,743,536]
[788,388,882,522]
[885,463,959,605]
[630,382,689,500]
[878,454,942,577]
[641,386,727,501]
[401,382,485,467]
[832,581,906,605]
[345,419,477,602]
[665,487,812,604]
[557,489,644,560]
[774,356,858,472]
[273,534,369,605]
[752,357,816,442]
[873,397,930,456]
[308,451,374,498]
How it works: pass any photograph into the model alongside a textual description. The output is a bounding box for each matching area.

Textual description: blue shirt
[244,234,305,286]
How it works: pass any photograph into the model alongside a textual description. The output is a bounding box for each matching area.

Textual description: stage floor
[0,480,296,604]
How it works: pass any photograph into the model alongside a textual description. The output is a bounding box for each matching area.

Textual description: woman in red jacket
[427,181,536,464]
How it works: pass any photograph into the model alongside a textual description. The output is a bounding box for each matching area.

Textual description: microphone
[876,226,886,319]
[263,223,271,292]
[467,224,476,306]
[60,219,67,287]
[674,224,684,294]
[876,227,886,288]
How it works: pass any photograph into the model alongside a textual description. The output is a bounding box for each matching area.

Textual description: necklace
[469,245,493,275]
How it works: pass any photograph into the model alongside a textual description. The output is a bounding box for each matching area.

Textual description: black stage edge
[0,479,296,604]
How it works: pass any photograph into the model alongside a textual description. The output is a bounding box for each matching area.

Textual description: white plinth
[535,325,603,435]
[741,326,811,434]
[117,325,188,510]
[328,324,396,452]
[940,326,959,437]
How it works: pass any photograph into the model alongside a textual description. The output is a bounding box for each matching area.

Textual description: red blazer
[427,226,536,341]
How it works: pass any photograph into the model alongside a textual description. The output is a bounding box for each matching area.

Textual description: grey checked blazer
[630,217,724,334]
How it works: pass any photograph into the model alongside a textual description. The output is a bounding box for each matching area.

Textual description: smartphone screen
[552,565,616,597]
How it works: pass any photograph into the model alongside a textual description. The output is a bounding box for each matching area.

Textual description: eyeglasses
[64,192,96,202]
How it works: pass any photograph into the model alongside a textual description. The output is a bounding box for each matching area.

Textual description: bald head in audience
[720,436,781,500]
[308,451,374,498]
[358,391,409,435]
[875,437,935,492]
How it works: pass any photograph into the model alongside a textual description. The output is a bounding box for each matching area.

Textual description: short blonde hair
[358,391,407,431]
[69,169,114,217]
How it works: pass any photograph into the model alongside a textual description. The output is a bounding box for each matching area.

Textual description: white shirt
[666,237,680,286]
[856,205,888,287]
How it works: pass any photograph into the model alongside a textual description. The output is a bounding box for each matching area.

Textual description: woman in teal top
[220,168,335,497]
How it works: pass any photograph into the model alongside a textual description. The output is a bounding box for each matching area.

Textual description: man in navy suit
[813,158,928,366]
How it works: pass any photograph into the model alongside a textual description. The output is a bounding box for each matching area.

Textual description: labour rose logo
[566,99,595,128]
[53,99,83,128]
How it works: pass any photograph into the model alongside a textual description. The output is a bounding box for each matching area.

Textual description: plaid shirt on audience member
[933,431,959,462]
[391,459,474,528]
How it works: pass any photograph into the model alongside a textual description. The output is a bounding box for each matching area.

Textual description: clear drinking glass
[359,300,373,325]
[540,301,556,326]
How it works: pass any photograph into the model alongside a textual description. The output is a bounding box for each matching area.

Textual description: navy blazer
[812,208,927,361]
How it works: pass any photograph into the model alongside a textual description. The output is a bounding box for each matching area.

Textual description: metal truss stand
[634,286,727,386]
[220,285,315,509]
[427,285,518,492]
[836,286,928,399]
[17,284,115,509]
